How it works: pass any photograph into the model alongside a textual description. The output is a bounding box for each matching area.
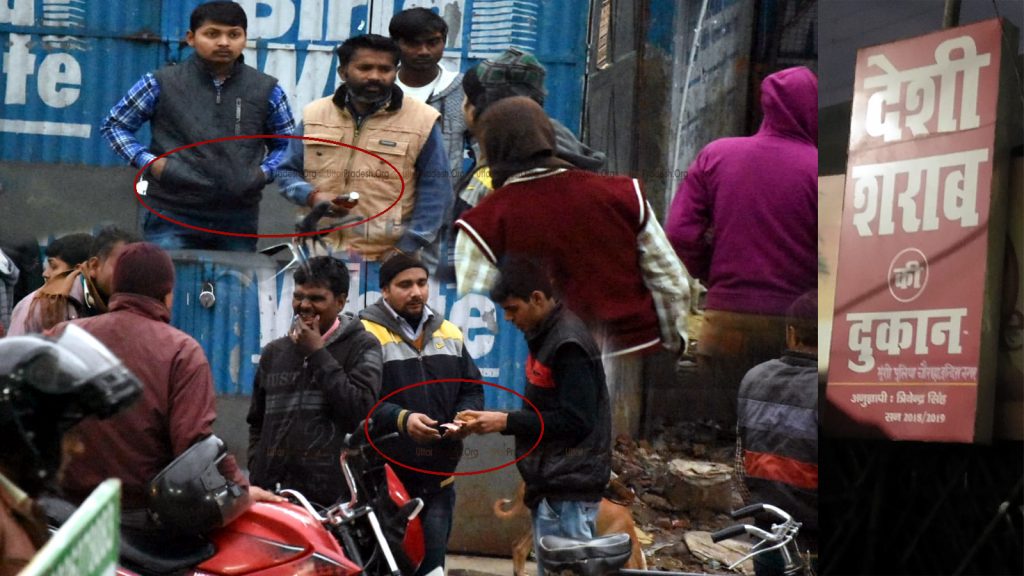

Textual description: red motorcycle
[50,422,425,575]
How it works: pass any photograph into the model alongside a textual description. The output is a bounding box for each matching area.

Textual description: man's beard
[398,308,423,327]
[349,82,392,106]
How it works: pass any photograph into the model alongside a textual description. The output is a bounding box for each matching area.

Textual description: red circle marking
[364,379,545,476]
[133,134,405,238]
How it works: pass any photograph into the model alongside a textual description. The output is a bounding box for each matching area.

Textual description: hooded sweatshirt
[398,66,468,180]
[665,67,818,316]
[247,312,382,507]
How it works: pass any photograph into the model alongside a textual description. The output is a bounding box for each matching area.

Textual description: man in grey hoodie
[389,8,467,273]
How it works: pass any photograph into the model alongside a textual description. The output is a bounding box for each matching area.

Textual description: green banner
[22,479,121,576]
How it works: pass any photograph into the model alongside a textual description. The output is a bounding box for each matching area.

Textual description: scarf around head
[28,269,80,331]
[28,267,106,330]
[477,96,571,188]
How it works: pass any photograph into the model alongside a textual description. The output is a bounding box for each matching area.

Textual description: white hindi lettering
[876,362,978,382]
[892,260,923,290]
[863,35,991,142]
[851,148,987,237]
[846,308,967,373]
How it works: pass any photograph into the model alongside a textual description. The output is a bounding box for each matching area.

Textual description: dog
[494,483,647,575]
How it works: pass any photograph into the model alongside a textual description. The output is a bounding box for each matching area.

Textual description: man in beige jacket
[276,34,454,267]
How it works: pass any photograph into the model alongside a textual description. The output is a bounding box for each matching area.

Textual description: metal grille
[821,438,1024,575]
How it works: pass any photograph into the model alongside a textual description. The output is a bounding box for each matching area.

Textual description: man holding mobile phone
[275,34,453,267]
[359,254,483,575]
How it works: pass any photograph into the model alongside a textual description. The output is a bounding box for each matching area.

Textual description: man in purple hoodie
[665,66,817,432]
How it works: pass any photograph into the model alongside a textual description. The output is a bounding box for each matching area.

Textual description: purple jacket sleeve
[666,152,713,281]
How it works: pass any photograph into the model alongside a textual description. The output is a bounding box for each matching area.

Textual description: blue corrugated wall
[1,0,590,164]
[170,250,527,408]
[3,0,589,405]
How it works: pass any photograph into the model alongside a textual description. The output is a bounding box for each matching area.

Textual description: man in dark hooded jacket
[665,67,818,431]
[248,257,382,506]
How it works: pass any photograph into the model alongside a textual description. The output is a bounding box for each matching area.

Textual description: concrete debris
[666,459,734,513]
[683,531,755,575]
[613,422,745,573]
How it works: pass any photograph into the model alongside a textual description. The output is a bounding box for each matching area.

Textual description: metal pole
[943,0,961,28]
[669,0,711,203]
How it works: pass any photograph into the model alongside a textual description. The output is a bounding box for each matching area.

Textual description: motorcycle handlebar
[346,420,401,450]
[711,524,748,543]
[730,503,765,519]
[730,503,792,524]
[297,201,332,234]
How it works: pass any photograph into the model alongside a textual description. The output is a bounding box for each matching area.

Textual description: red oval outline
[132,134,406,239]
[364,378,545,477]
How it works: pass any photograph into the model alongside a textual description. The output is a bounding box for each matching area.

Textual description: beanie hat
[379,254,428,289]
[475,48,547,104]
[112,242,175,301]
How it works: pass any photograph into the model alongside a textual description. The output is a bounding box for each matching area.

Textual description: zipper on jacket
[235,97,242,135]
[342,123,362,190]
[216,85,221,104]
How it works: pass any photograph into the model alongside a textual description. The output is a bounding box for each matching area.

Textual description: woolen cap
[475,48,547,102]
[112,242,175,300]
[379,254,428,288]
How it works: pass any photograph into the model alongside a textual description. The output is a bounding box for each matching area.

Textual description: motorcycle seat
[538,533,632,576]
[120,527,215,576]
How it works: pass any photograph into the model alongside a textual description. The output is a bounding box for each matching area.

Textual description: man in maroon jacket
[454,97,689,437]
[57,242,279,532]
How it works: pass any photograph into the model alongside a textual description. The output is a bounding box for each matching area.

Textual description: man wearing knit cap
[359,254,483,576]
[57,242,278,534]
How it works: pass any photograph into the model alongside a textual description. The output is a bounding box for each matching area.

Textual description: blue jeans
[142,207,258,252]
[532,498,599,576]
[414,486,456,576]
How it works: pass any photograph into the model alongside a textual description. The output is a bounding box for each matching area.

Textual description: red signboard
[827,19,1016,442]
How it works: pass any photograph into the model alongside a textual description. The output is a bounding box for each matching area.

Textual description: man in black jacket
[247,257,382,506]
[459,258,611,575]
[359,254,482,576]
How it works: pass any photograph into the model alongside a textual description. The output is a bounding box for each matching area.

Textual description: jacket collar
[107,293,171,323]
[323,311,359,347]
[526,302,565,350]
[365,299,441,344]
[188,52,246,82]
[781,349,818,366]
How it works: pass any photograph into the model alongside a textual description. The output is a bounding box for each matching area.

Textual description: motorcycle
[47,420,426,575]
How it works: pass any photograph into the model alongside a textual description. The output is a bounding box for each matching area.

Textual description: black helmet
[148,435,251,534]
[0,324,142,491]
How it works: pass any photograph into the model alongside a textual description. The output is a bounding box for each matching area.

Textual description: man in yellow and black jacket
[359,254,482,576]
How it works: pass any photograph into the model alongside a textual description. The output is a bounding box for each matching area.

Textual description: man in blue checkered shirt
[100,1,295,252]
